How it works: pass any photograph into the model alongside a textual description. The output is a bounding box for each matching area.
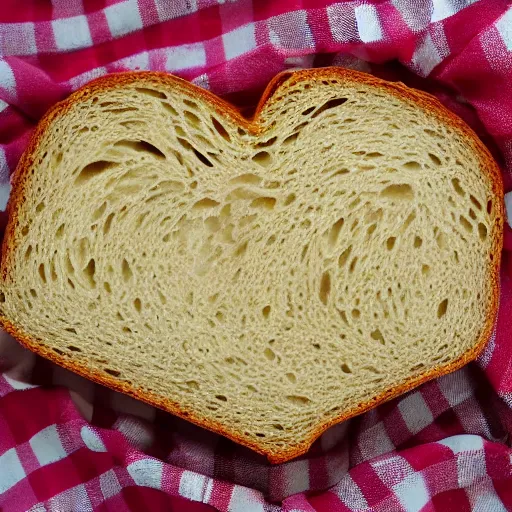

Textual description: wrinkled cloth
[0,1,512,511]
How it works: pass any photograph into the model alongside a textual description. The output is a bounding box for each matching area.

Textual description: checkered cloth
[0,1,512,511]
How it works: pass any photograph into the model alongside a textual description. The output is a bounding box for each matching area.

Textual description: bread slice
[0,68,503,463]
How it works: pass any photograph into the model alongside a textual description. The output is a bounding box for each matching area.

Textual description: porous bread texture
[0,68,503,463]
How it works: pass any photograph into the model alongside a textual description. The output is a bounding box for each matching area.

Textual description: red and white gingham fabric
[0,1,512,511]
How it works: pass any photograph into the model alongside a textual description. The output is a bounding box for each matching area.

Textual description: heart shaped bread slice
[0,68,503,462]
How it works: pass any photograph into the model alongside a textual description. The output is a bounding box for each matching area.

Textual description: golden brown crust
[0,67,504,464]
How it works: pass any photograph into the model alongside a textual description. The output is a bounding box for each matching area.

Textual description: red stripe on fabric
[378,3,417,63]
[27,456,82,502]
[0,478,38,512]
[441,1,509,56]
[36,12,217,81]
[0,1,50,22]
[431,489,472,512]
[308,491,350,511]
[493,479,512,511]
[308,455,330,490]
[349,462,391,506]
[0,388,76,445]
[69,447,119,485]
[88,11,113,46]
[219,0,254,33]
[0,0,125,21]
[399,442,454,472]
[207,479,234,511]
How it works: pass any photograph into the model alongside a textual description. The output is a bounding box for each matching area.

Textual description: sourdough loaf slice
[0,68,503,463]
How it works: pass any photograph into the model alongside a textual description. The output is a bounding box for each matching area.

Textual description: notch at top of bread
[0,68,503,463]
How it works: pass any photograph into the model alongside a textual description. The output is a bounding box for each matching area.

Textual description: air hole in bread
[215,394,227,402]
[192,148,213,167]
[83,259,96,288]
[103,213,115,235]
[436,232,447,250]
[380,184,414,201]
[211,117,230,142]
[282,132,299,145]
[75,160,117,185]
[286,372,297,384]
[30,289,37,298]
[183,98,198,109]
[53,348,65,355]
[122,259,133,282]
[470,195,482,210]
[451,178,465,196]
[403,161,421,170]
[115,140,166,160]
[184,110,201,128]
[250,197,276,210]
[229,173,262,186]
[371,329,385,345]
[349,257,358,273]
[327,218,344,248]
[311,97,347,118]
[135,87,166,99]
[459,215,473,232]
[386,237,396,250]
[161,102,178,116]
[67,345,81,351]
[264,347,276,361]
[105,368,121,377]
[286,395,311,406]
[38,264,47,284]
[469,208,477,220]
[193,198,220,210]
[133,298,142,313]
[256,136,277,148]
[414,236,423,248]
[429,153,442,166]
[319,271,331,305]
[478,223,488,241]
[341,363,352,374]
[437,299,448,318]
[252,151,272,167]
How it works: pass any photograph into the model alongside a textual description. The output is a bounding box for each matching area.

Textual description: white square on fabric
[0,60,16,97]
[327,4,358,42]
[222,24,256,61]
[179,471,208,502]
[52,15,92,51]
[397,392,434,435]
[99,469,122,501]
[105,0,143,39]
[3,374,37,390]
[127,458,163,488]
[439,434,484,454]
[80,425,107,453]
[437,367,474,407]
[0,448,26,493]
[267,11,315,50]
[282,459,310,496]
[496,8,512,51]
[166,44,206,71]
[1,23,37,56]
[412,33,443,76]
[505,192,512,228]
[229,486,265,512]
[357,422,395,460]
[29,425,67,467]
[355,4,383,43]
[393,472,430,512]
[117,52,150,71]
[333,475,368,509]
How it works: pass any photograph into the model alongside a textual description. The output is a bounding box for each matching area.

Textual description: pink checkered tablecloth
[0,1,512,511]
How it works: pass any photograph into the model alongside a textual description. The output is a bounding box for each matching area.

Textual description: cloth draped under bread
[0,1,511,511]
